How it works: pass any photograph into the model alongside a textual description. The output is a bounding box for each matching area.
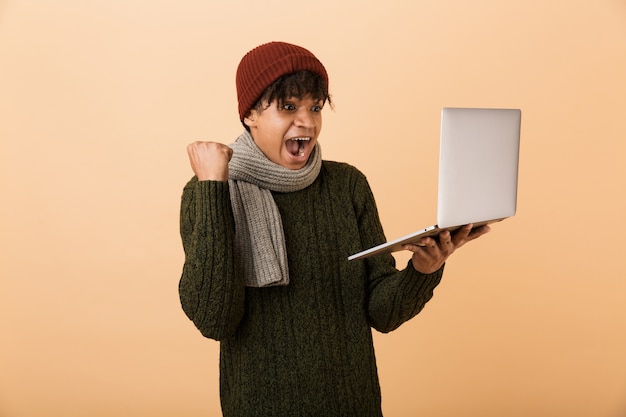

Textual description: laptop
[348,107,521,261]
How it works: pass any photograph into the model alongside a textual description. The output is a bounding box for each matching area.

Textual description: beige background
[1,0,626,416]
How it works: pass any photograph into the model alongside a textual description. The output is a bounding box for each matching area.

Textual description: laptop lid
[437,107,521,228]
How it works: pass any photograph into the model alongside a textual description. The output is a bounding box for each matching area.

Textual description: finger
[467,225,491,240]
[438,230,453,246]
[422,239,441,257]
[417,236,436,247]
[450,224,473,244]
[403,238,437,253]
[452,224,492,250]
[186,141,198,156]
[402,242,428,252]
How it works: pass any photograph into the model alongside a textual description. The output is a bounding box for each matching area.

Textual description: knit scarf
[228,131,322,287]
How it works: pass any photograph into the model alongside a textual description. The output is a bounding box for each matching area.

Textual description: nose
[293,108,315,128]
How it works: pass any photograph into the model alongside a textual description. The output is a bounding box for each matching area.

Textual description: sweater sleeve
[350,170,444,333]
[366,260,443,333]
[178,178,245,340]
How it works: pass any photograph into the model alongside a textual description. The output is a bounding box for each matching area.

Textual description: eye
[311,104,323,112]
[282,103,296,111]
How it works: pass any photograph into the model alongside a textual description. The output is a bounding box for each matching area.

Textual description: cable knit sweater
[179,160,444,417]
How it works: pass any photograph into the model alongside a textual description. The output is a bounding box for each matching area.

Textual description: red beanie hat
[236,41,329,121]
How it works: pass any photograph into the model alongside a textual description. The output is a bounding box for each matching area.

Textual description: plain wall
[1,0,625,416]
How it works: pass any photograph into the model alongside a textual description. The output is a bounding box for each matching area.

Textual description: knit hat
[236,41,329,121]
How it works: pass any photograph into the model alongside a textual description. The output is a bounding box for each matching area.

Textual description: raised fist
[186,141,233,181]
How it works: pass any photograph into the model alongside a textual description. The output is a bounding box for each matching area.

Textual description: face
[244,95,324,170]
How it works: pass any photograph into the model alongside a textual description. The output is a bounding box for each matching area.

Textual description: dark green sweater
[179,160,443,417]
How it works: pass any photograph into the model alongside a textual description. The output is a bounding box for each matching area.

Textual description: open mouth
[286,137,311,157]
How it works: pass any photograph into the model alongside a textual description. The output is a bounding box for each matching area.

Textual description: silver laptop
[348,107,521,261]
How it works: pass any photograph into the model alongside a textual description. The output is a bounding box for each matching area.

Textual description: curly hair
[246,70,333,125]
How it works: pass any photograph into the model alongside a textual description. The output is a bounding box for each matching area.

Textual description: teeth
[289,136,311,156]
[290,138,309,157]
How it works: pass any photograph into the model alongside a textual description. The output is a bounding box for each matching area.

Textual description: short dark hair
[244,70,333,129]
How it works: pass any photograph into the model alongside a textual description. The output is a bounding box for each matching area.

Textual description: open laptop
[348,107,521,261]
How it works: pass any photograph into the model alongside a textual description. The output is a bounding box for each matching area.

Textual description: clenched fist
[186,141,233,181]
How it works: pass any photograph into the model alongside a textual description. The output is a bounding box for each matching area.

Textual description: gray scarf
[228,131,322,287]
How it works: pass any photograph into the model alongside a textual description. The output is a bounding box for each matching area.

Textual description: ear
[243,110,258,128]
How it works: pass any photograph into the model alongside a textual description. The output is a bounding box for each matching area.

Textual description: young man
[179,41,489,416]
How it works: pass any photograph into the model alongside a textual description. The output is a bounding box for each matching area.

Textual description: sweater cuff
[406,260,444,289]
[194,180,231,219]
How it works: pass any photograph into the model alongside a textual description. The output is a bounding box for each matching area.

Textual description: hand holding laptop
[403,223,491,274]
